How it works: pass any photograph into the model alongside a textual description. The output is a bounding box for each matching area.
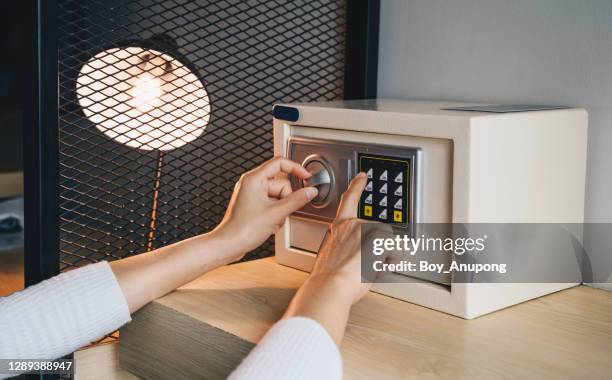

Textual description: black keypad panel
[358,153,410,224]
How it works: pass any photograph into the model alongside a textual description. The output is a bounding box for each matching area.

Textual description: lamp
[76,34,211,251]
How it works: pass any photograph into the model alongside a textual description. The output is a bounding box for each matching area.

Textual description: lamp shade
[76,46,210,151]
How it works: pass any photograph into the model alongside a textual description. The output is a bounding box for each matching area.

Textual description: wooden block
[120,302,253,379]
[119,258,612,380]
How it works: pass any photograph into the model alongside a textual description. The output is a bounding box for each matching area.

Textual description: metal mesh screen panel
[57,0,347,271]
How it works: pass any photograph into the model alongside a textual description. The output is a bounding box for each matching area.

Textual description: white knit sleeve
[228,317,342,380]
[0,261,131,378]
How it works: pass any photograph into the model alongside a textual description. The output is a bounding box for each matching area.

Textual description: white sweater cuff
[229,317,342,380]
[0,261,131,361]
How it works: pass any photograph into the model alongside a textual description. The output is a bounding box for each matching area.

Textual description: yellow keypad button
[393,210,403,222]
[364,205,372,217]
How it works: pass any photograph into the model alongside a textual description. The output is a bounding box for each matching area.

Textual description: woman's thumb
[273,187,318,219]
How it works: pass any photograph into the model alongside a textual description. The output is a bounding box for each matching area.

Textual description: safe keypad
[358,153,410,224]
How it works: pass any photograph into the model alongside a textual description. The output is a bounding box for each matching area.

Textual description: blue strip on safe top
[273,105,300,122]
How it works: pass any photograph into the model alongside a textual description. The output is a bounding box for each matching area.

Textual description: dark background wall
[0,3,25,173]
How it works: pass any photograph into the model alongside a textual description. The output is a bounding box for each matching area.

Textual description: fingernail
[357,172,366,178]
[305,187,318,201]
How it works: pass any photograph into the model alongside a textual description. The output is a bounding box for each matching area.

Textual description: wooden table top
[119,257,612,380]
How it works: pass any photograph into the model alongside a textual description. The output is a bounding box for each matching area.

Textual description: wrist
[303,273,356,306]
[204,225,245,264]
[286,273,353,346]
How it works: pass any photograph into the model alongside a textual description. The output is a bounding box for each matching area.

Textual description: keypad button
[366,168,373,179]
[379,196,387,207]
[364,193,373,204]
[394,172,403,183]
[379,209,387,220]
[364,205,372,217]
[394,185,402,196]
[394,198,402,210]
[365,181,373,192]
[379,170,388,181]
[380,183,387,194]
[394,210,403,222]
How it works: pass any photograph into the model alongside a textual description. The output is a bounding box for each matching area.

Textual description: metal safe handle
[304,169,331,188]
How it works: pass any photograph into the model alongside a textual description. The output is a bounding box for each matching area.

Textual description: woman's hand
[308,172,371,304]
[111,157,315,314]
[214,157,318,261]
[284,172,370,346]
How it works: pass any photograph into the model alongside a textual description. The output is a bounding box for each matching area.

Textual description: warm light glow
[76,47,210,151]
[131,73,163,113]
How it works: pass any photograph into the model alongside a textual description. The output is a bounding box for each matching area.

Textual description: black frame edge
[344,0,380,100]
[23,0,60,287]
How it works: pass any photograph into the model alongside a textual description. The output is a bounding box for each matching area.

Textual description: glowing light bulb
[76,46,210,151]
[131,73,163,113]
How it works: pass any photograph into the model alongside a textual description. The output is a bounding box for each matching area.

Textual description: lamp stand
[146,150,164,251]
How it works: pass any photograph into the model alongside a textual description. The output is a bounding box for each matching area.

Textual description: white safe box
[273,99,588,319]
